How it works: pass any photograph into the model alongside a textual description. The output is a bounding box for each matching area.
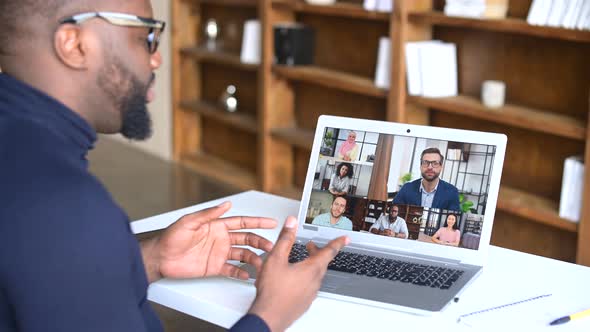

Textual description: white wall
[109,0,173,160]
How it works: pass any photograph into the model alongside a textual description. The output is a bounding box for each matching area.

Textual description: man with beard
[0,1,349,331]
[393,148,460,211]
[311,196,353,231]
[369,204,408,239]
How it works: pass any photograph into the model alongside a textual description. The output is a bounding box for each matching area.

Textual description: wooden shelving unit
[197,0,259,7]
[273,1,390,21]
[273,65,387,98]
[180,100,258,134]
[408,11,590,43]
[271,127,314,150]
[182,152,258,190]
[408,95,586,141]
[180,47,258,72]
[172,0,590,266]
[498,186,578,233]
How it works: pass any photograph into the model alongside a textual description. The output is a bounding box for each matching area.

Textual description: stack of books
[404,41,458,98]
[444,0,509,19]
[559,155,585,223]
[527,0,590,30]
[363,0,393,12]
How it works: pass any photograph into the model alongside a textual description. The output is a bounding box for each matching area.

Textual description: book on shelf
[546,0,567,27]
[561,0,583,29]
[558,155,584,223]
[444,0,508,19]
[363,0,393,12]
[374,37,391,89]
[527,0,590,30]
[527,0,553,26]
[405,40,458,98]
[578,0,590,30]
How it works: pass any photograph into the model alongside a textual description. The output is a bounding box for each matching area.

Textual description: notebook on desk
[248,115,507,314]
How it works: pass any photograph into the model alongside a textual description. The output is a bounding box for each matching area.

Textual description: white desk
[132,191,590,331]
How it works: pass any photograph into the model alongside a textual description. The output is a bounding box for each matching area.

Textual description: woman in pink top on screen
[431,214,461,247]
[337,130,359,161]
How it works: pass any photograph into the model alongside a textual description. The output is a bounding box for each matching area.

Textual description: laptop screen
[304,126,497,251]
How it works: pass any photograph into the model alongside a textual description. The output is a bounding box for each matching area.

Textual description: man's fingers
[268,216,298,261]
[308,236,350,266]
[228,247,262,269]
[221,216,277,231]
[221,263,250,280]
[306,241,320,255]
[230,232,274,252]
[172,201,232,230]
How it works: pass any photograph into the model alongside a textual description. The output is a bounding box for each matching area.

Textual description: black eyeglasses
[59,12,166,54]
[420,160,442,168]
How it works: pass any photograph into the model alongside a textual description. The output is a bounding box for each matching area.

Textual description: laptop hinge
[303,224,319,231]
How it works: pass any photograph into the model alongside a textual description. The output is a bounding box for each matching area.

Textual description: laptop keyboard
[288,243,464,290]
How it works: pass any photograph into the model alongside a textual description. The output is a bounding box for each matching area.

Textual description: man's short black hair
[332,195,348,207]
[0,0,86,55]
[420,147,444,163]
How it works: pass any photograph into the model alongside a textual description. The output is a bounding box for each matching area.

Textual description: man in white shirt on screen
[369,204,408,239]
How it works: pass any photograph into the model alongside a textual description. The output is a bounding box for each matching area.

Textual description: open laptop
[248,115,506,314]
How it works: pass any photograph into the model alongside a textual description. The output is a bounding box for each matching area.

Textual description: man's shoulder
[408,179,422,188]
[438,179,459,193]
[313,213,329,221]
[341,216,353,226]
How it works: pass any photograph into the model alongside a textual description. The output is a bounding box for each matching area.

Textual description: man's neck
[422,178,439,193]
[330,215,340,225]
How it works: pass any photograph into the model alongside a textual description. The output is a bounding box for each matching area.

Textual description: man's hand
[383,229,393,237]
[248,216,349,332]
[141,201,277,283]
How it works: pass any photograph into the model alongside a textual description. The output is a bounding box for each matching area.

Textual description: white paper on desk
[457,293,585,331]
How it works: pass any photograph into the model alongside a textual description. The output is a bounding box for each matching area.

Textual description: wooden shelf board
[497,186,578,233]
[408,95,586,141]
[409,11,590,43]
[271,127,314,150]
[181,153,258,190]
[198,0,258,8]
[272,185,303,201]
[180,47,258,72]
[179,100,258,134]
[273,65,387,98]
[273,1,389,21]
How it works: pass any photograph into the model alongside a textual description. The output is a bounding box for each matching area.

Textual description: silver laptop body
[247,115,506,314]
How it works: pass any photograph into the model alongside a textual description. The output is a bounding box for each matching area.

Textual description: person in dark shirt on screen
[393,147,460,212]
[0,1,349,331]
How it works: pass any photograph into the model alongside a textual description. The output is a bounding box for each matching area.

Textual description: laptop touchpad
[321,273,353,291]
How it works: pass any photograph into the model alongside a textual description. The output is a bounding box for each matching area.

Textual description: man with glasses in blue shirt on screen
[393,148,461,212]
[0,1,349,331]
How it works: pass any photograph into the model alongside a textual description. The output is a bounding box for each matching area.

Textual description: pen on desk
[549,308,590,326]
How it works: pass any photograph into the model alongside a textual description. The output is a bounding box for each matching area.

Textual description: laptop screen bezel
[297,115,507,267]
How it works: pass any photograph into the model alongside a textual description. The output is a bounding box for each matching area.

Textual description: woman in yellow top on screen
[431,214,461,247]
[337,130,359,161]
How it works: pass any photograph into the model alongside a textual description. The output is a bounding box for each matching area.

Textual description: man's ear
[54,25,89,70]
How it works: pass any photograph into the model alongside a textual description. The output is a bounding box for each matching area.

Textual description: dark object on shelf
[273,23,315,66]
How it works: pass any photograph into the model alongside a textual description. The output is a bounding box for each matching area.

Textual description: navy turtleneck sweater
[0,74,269,332]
